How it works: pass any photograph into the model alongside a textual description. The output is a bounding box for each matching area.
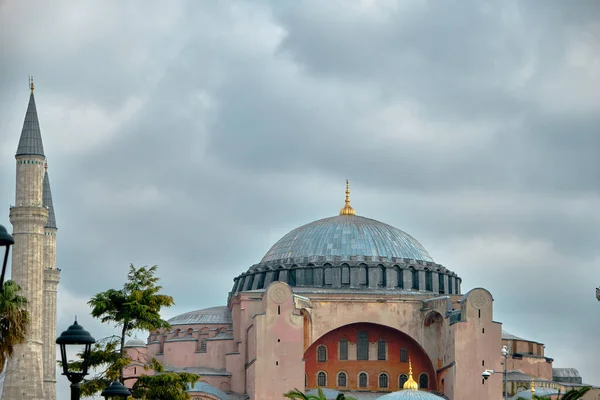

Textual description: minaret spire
[16,77,45,157]
[339,179,356,216]
[43,162,57,229]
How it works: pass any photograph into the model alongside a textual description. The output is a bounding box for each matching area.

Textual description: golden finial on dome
[29,76,34,93]
[531,377,535,396]
[403,357,419,390]
[339,179,356,216]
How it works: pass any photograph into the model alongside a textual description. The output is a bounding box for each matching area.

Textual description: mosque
[122,181,600,400]
[2,84,597,400]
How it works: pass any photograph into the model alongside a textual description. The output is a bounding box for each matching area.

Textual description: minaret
[2,78,47,400]
[42,162,60,400]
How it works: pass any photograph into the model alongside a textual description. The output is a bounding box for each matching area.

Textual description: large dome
[262,215,433,263]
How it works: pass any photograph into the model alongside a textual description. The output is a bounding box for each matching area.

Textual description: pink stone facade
[126,283,509,399]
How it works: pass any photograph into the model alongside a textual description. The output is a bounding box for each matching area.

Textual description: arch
[337,371,348,387]
[379,372,389,389]
[301,309,312,351]
[358,372,368,388]
[317,371,327,387]
[422,311,444,362]
[305,322,437,391]
[317,345,327,362]
[399,374,408,388]
[419,373,429,389]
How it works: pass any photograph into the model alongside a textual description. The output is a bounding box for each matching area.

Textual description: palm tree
[0,280,29,372]
[284,387,357,400]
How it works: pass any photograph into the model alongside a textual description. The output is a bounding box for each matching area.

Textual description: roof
[502,330,543,345]
[168,306,232,326]
[16,93,45,157]
[124,337,146,347]
[509,387,559,400]
[43,170,57,229]
[188,382,228,399]
[552,368,581,378]
[375,389,447,399]
[261,214,434,263]
[506,370,553,383]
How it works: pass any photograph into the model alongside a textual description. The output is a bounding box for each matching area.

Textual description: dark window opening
[425,270,433,291]
[377,338,386,360]
[339,338,348,360]
[419,374,429,389]
[379,373,389,388]
[317,371,326,387]
[359,373,368,388]
[438,273,445,294]
[400,348,408,362]
[288,269,296,287]
[338,372,347,387]
[411,269,419,290]
[317,345,327,362]
[399,374,408,388]
[357,331,369,360]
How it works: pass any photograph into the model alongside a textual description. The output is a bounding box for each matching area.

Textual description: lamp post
[0,224,15,288]
[501,345,508,400]
[56,319,96,400]
[101,380,132,399]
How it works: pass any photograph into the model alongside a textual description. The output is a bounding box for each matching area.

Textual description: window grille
[379,373,389,388]
[359,373,368,388]
[339,339,348,360]
[318,372,327,387]
[377,339,386,360]
[317,345,327,362]
[337,372,347,387]
[357,331,368,360]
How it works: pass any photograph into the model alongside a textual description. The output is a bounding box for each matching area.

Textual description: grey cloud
[1,0,599,393]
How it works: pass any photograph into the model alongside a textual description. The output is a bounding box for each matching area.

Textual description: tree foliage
[0,280,29,372]
[284,387,357,400]
[76,264,198,398]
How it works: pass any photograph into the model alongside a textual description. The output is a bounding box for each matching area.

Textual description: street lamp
[56,319,96,400]
[501,345,508,400]
[101,380,132,399]
[0,224,14,288]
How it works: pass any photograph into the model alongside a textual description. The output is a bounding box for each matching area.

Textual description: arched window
[317,371,327,387]
[448,276,454,294]
[359,372,368,388]
[455,278,459,294]
[341,265,350,286]
[288,268,297,287]
[304,267,314,286]
[272,269,280,282]
[339,338,348,360]
[395,266,403,289]
[358,265,368,286]
[438,273,445,294]
[379,265,386,287]
[199,338,207,353]
[377,338,386,360]
[419,373,429,389]
[379,373,389,389]
[337,372,347,387]
[425,269,432,291]
[357,331,368,360]
[317,345,327,362]
[256,272,266,289]
[411,268,419,290]
[246,274,255,290]
[399,374,408,388]
[400,348,408,362]
[324,267,333,285]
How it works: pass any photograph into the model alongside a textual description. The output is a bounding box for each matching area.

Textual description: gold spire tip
[339,179,356,216]
[403,357,419,390]
[531,377,535,394]
[29,76,34,93]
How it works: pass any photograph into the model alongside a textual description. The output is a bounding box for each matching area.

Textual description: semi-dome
[261,214,433,263]
[168,306,232,326]
[124,337,146,348]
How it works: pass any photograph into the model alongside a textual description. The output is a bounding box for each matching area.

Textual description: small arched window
[379,265,386,287]
[337,372,347,387]
[339,338,348,360]
[317,345,327,362]
[341,265,350,286]
[411,268,419,290]
[317,371,327,387]
[377,338,386,360]
[419,373,429,389]
[359,372,368,388]
[395,266,403,289]
[379,373,389,388]
[256,272,266,289]
[425,269,433,291]
[199,338,207,353]
[399,374,408,388]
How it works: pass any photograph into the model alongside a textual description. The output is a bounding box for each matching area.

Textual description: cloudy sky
[1,0,600,397]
